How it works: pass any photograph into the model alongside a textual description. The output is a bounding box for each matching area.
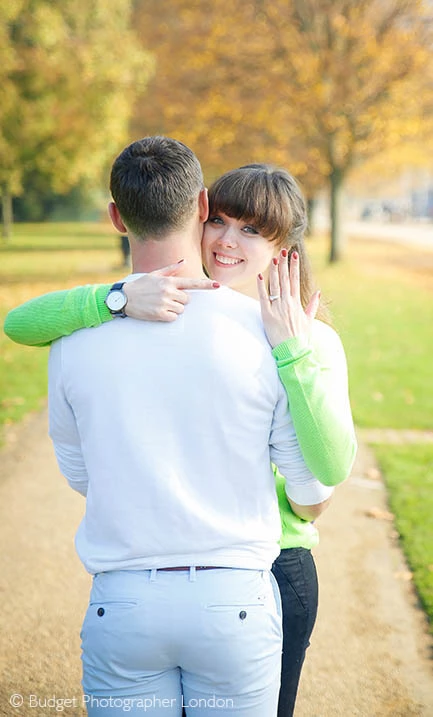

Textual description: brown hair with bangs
[208,164,330,322]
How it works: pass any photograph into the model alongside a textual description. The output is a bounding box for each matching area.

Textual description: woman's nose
[218,227,238,248]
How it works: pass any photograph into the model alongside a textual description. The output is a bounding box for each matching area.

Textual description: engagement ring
[269,295,280,302]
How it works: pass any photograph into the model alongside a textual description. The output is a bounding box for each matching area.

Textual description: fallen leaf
[365,467,382,481]
[365,506,394,521]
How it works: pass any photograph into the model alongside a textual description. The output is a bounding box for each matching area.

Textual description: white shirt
[49,285,332,574]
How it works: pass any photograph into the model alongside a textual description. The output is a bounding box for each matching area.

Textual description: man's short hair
[110,136,204,239]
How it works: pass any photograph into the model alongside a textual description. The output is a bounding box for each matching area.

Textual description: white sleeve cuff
[285,482,334,506]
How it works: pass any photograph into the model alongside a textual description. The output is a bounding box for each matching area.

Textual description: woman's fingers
[289,251,301,301]
[174,277,219,291]
[268,256,281,300]
[305,290,321,319]
[279,248,290,301]
[152,259,185,277]
[256,272,270,307]
[151,261,219,291]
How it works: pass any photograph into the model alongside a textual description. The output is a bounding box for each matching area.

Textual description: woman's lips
[214,253,244,266]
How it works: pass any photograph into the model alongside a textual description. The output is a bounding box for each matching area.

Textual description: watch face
[106,290,126,311]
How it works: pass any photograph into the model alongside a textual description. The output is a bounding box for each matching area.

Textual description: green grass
[0,222,123,436]
[374,444,433,632]
[309,237,433,429]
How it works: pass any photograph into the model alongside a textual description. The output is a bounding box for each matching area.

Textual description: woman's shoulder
[311,318,341,342]
[310,319,347,362]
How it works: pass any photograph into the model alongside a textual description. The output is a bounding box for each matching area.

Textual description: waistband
[158,566,222,571]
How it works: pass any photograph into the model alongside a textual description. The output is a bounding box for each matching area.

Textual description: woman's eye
[243,225,259,235]
[208,216,224,225]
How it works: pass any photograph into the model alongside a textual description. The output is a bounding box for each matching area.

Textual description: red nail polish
[212,282,220,288]
[272,257,278,265]
[177,258,185,264]
[281,249,288,258]
[292,251,298,260]
[258,273,263,280]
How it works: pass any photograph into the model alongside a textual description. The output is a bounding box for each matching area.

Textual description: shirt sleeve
[272,320,357,487]
[3,285,112,347]
[269,383,334,506]
[48,340,88,496]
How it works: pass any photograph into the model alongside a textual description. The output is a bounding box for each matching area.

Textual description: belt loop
[189,566,197,582]
[150,569,157,582]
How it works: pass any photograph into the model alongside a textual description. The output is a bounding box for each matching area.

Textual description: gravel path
[1,410,432,716]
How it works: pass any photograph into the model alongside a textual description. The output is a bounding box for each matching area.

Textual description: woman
[4,164,357,716]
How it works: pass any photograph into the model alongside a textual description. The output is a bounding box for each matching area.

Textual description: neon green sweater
[4,285,357,550]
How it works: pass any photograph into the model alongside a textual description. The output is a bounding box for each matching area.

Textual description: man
[48,136,331,717]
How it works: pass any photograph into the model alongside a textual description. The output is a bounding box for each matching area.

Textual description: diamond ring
[269,295,280,302]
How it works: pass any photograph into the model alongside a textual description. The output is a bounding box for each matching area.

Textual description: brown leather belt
[158,566,221,571]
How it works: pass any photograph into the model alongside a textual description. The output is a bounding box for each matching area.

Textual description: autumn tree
[263,0,433,261]
[0,0,152,240]
[132,0,432,261]
[348,57,433,198]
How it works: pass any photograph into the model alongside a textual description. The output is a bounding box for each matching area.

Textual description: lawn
[1,222,433,629]
[0,223,122,431]
[373,443,433,633]
[308,235,433,430]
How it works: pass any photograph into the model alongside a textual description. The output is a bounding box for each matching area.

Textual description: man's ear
[198,188,209,223]
[108,202,128,233]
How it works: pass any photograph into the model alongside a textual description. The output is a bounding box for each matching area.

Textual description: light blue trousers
[81,567,282,716]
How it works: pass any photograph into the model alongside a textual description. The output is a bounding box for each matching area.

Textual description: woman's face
[201,212,277,293]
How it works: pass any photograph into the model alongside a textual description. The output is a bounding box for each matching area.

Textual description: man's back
[49,287,294,574]
[46,135,289,716]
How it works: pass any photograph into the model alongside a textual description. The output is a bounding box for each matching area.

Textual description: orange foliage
[131,0,432,198]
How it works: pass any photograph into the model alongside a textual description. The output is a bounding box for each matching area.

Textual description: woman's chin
[206,263,257,295]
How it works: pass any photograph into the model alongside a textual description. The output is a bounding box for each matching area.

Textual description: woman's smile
[213,252,244,267]
[202,213,276,290]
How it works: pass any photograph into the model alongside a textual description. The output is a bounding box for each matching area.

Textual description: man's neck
[130,231,206,279]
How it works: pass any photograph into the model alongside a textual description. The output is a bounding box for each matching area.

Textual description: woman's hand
[257,249,321,348]
[124,260,219,322]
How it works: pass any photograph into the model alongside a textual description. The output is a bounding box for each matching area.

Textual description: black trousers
[272,548,319,717]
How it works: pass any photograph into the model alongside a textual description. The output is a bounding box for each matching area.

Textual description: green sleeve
[272,319,357,487]
[3,285,113,347]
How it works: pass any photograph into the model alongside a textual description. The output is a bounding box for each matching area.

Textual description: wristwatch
[104,282,128,318]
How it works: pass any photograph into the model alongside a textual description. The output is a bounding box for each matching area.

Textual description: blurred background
[1,0,433,673]
[1,4,433,713]
[1,0,432,260]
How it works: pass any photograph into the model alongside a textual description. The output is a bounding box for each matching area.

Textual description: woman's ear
[108,202,128,233]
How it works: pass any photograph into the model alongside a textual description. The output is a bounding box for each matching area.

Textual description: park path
[0,409,433,716]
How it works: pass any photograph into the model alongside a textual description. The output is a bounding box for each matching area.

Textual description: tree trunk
[329,167,344,263]
[306,197,317,237]
[1,186,13,243]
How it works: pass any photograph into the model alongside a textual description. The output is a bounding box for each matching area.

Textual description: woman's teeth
[215,254,243,265]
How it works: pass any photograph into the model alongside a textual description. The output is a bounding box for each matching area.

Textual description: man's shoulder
[200,286,260,311]
[197,287,262,323]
